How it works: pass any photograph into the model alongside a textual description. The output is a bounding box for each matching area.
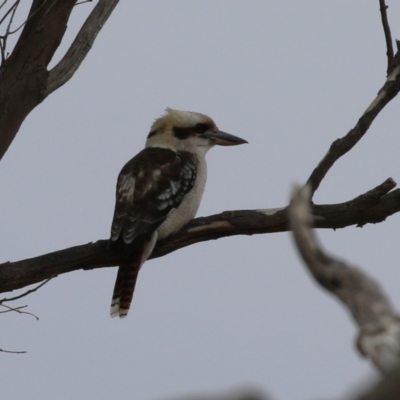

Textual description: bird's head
[145,108,247,154]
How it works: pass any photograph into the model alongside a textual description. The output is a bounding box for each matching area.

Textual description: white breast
[157,155,207,239]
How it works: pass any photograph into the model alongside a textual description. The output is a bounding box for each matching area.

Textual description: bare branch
[0,0,20,67]
[45,0,119,97]
[0,348,26,354]
[1,179,399,294]
[0,304,39,320]
[0,0,19,27]
[0,0,77,161]
[0,1,9,11]
[307,1,400,196]
[0,0,120,161]
[0,304,26,313]
[0,278,50,303]
[289,184,400,373]
[379,0,395,75]
[306,61,400,196]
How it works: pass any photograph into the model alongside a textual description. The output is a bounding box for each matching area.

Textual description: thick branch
[45,0,119,97]
[306,58,400,196]
[289,185,400,374]
[0,0,119,161]
[0,0,76,161]
[1,179,400,294]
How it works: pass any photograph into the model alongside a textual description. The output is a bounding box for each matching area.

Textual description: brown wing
[110,147,197,244]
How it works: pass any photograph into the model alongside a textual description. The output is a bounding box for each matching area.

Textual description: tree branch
[306,55,400,196]
[379,0,395,75]
[0,0,77,161]
[45,0,119,97]
[1,179,400,294]
[0,303,39,320]
[0,0,20,68]
[0,278,50,303]
[0,347,26,354]
[289,184,400,374]
[0,0,120,161]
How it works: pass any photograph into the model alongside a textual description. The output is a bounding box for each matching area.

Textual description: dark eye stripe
[192,123,209,134]
[173,126,192,139]
[173,122,213,139]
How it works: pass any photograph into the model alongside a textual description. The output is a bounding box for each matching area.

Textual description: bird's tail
[110,263,139,318]
[110,231,158,318]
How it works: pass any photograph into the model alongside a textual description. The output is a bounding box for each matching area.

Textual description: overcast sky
[2,1,400,399]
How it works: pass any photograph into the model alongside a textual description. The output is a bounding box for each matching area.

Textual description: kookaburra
[110,108,247,318]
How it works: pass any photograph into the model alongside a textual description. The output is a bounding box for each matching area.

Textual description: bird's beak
[206,130,248,146]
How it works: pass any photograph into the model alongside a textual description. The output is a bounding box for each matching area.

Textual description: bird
[109,108,247,318]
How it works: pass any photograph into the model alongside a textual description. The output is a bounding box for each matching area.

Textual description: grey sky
[2,1,400,399]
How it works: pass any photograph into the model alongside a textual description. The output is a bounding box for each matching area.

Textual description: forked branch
[306,59,400,196]
[0,0,119,161]
[45,0,119,96]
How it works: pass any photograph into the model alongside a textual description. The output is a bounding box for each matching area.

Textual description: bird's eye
[192,123,208,134]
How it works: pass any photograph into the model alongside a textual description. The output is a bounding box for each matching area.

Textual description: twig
[0,303,39,320]
[0,304,28,313]
[6,0,51,36]
[0,0,19,27]
[7,0,76,36]
[289,184,400,373]
[0,279,48,320]
[0,1,9,11]
[0,0,19,65]
[0,278,50,303]
[0,348,26,354]
[379,0,395,75]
